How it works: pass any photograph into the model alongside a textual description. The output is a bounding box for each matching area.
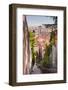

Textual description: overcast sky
[26,15,57,27]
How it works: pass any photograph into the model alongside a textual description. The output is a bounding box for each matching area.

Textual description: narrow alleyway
[31,63,42,74]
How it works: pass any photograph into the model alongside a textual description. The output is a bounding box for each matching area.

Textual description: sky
[26,15,57,27]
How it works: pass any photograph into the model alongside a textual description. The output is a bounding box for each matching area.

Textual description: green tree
[29,31,36,66]
[40,30,55,68]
